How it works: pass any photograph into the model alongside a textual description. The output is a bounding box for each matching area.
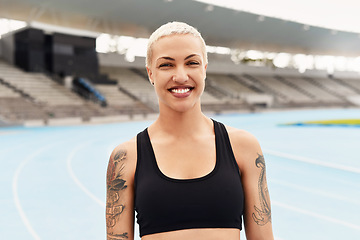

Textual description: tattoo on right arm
[106,150,128,239]
[252,154,272,226]
[107,232,129,240]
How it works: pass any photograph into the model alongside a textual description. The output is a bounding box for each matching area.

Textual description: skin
[106,33,274,240]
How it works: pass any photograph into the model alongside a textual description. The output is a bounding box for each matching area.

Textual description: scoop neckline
[145,119,219,183]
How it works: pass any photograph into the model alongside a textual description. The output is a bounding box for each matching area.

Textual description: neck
[152,103,211,138]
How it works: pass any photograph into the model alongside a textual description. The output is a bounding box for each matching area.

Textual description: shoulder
[224,125,263,172]
[108,136,137,182]
[225,125,261,152]
[110,136,137,162]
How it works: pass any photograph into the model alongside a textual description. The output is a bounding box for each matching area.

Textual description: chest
[151,137,216,180]
[134,124,245,236]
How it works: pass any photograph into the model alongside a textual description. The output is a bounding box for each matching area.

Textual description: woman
[106,22,274,240]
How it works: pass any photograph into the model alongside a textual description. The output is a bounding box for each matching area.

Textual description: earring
[151,81,154,85]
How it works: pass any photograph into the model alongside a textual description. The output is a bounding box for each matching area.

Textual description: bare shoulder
[225,125,261,151]
[108,136,137,181]
[110,137,137,161]
[224,125,263,171]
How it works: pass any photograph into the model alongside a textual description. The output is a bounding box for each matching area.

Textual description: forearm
[106,148,135,240]
[243,154,274,239]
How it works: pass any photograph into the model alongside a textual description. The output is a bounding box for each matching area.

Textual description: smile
[168,87,194,98]
[170,88,191,93]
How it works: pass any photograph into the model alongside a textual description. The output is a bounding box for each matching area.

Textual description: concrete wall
[98,52,145,69]
[0,33,14,64]
[332,71,360,79]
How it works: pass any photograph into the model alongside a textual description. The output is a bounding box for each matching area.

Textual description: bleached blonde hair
[146,21,208,67]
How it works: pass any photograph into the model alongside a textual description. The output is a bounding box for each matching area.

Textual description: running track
[1,108,359,239]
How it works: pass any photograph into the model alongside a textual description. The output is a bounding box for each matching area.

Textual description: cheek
[153,74,163,84]
[153,71,172,81]
[198,70,207,82]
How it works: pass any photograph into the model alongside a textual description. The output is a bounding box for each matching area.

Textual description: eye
[187,61,200,66]
[158,63,173,68]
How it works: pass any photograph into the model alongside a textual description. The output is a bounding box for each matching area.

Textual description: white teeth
[171,88,190,94]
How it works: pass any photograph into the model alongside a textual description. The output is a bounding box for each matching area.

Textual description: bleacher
[251,75,313,103]
[0,82,21,98]
[284,77,345,103]
[0,59,116,121]
[0,97,48,122]
[336,78,360,93]
[95,84,135,107]
[311,77,357,96]
[207,73,257,99]
[103,67,158,111]
[1,54,360,125]
[0,60,84,106]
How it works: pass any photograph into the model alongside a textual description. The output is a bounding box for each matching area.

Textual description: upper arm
[227,127,274,240]
[106,138,137,240]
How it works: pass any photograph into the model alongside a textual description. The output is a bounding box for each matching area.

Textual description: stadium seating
[1,55,360,125]
[0,59,84,106]
[207,73,258,99]
[0,81,21,98]
[334,78,360,93]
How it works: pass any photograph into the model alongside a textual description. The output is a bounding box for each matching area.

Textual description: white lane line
[13,144,55,240]
[66,141,105,208]
[264,149,360,174]
[271,179,360,206]
[272,201,360,231]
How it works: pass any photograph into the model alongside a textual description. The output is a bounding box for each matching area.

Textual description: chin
[161,100,200,114]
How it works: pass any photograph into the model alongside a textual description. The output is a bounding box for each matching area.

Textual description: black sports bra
[134,119,244,237]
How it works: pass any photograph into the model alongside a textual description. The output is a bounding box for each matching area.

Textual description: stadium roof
[1,0,360,56]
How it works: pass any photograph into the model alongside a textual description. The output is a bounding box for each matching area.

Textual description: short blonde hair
[146,21,208,67]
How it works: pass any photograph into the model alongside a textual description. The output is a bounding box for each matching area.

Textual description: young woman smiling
[106,22,274,240]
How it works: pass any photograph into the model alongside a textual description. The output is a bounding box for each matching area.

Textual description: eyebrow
[185,54,200,60]
[157,54,200,62]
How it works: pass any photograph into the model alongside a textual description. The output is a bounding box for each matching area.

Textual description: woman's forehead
[152,34,204,58]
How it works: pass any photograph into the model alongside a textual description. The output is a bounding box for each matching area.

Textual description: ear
[146,67,154,85]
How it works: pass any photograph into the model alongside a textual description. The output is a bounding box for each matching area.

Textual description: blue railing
[73,77,107,106]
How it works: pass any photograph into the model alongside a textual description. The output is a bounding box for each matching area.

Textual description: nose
[172,66,189,83]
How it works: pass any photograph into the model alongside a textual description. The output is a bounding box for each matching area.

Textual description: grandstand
[1,49,360,125]
[1,49,359,126]
[0,0,359,126]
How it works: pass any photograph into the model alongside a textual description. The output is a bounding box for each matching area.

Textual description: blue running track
[1,108,359,240]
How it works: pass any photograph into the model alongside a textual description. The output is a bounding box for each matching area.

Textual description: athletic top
[134,119,244,237]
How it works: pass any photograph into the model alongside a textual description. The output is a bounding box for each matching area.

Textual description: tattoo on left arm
[252,154,272,226]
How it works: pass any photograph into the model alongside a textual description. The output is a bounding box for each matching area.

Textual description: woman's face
[147,34,207,113]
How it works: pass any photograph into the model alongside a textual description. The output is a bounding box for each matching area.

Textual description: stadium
[0,0,359,239]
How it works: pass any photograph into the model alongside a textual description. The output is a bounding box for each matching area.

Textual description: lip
[168,86,194,98]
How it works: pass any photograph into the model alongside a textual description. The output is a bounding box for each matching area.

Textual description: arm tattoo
[106,150,128,239]
[252,154,272,226]
[107,233,128,240]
